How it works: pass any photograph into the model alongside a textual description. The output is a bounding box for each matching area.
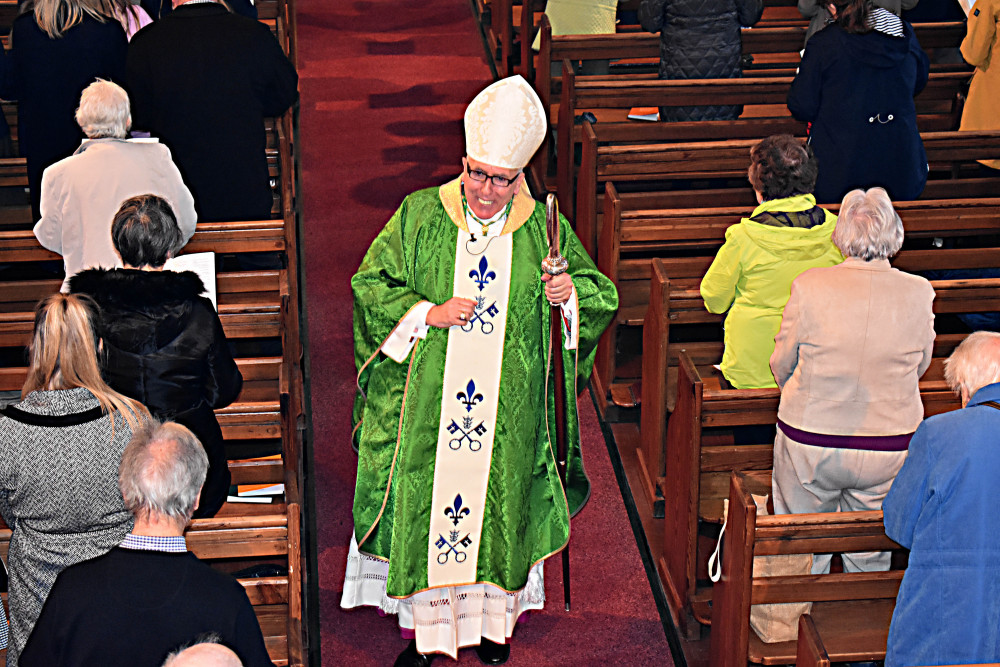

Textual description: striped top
[868,7,905,37]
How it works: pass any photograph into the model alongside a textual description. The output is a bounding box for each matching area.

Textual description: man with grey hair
[33,79,197,291]
[882,331,1000,666]
[20,421,273,667]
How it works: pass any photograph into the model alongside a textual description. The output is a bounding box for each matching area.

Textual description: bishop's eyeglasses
[465,163,521,188]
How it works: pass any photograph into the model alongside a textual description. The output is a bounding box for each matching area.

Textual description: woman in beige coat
[960,0,1000,169]
[769,187,935,574]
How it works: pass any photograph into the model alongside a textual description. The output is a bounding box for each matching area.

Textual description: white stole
[426,228,512,587]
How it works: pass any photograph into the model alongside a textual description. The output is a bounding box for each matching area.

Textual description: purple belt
[777,419,913,452]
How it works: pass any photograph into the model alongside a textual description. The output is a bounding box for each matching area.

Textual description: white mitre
[464,75,547,170]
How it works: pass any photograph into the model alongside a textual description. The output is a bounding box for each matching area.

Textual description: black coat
[787,22,929,203]
[639,0,763,121]
[139,0,257,21]
[69,268,243,518]
[20,548,273,667]
[126,3,298,222]
[9,12,128,220]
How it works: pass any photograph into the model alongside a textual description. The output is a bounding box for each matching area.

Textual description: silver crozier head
[542,193,568,276]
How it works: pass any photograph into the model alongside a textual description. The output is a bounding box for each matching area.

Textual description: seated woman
[770,187,935,574]
[0,293,147,664]
[700,134,842,389]
[787,0,929,203]
[70,194,242,518]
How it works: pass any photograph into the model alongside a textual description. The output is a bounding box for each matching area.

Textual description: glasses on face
[465,163,520,188]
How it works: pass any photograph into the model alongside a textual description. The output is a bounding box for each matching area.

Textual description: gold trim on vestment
[356,334,421,552]
[438,176,535,235]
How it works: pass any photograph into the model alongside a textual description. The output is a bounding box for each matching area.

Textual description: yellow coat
[960,0,1000,169]
[531,0,618,50]
[700,195,842,389]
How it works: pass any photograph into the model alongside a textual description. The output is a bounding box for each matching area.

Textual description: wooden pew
[161,503,303,666]
[0,271,285,345]
[0,504,301,666]
[710,471,903,666]
[592,190,1000,414]
[574,127,999,256]
[0,355,286,441]
[530,16,898,181]
[515,0,810,86]
[0,118,288,232]
[0,219,286,264]
[532,19,967,186]
[0,220,290,351]
[653,329,966,638]
[642,271,1000,558]
[532,18,965,97]
[795,615,830,667]
[794,613,1000,667]
[558,68,974,228]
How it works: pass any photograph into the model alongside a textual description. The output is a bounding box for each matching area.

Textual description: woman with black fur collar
[70,194,242,518]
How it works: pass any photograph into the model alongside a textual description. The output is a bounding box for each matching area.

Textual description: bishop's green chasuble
[351,179,618,599]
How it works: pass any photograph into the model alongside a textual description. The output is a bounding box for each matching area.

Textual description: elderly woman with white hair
[33,78,196,291]
[769,187,935,574]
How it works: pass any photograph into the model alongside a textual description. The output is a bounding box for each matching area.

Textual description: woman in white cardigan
[769,187,935,574]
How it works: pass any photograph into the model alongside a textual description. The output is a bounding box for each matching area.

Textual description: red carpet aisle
[294,1,675,663]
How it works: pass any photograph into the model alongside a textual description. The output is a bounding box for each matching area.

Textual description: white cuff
[559,285,579,350]
[381,301,434,362]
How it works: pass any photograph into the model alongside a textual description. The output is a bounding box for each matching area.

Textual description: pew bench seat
[711,472,903,666]
[0,356,286,441]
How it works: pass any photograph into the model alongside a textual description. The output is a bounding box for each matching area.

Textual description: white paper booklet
[163,252,217,310]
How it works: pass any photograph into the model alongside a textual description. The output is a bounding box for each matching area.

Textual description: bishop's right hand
[426,297,478,328]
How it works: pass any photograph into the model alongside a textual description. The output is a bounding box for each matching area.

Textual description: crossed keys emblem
[461,296,499,335]
[436,531,473,564]
[447,416,487,451]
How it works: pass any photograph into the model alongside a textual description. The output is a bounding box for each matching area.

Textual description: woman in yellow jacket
[700,135,843,389]
[960,0,999,169]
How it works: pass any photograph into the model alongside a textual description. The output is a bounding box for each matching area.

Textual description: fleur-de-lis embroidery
[444,494,471,526]
[456,379,483,412]
[469,256,496,291]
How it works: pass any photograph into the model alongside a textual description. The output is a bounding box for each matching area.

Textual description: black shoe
[393,640,433,667]
[475,638,510,665]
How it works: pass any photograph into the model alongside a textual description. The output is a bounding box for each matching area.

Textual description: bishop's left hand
[541,273,573,306]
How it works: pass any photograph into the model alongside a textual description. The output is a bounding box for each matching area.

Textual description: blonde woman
[9,0,128,220]
[0,293,147,665]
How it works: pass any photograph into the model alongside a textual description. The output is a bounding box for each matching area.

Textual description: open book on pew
[163,252,217,309]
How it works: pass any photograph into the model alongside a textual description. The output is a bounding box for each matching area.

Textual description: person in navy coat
[883,331,1000,666]
[8,0,128,220]
[787,0,929,204]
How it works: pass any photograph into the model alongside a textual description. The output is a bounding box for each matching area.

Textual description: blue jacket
[883,382,1000,666]
[787,21,929,204]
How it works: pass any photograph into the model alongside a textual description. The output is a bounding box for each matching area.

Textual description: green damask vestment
[351,178,617,599]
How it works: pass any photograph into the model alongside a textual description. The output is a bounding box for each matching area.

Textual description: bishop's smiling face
[461,157,523,220]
